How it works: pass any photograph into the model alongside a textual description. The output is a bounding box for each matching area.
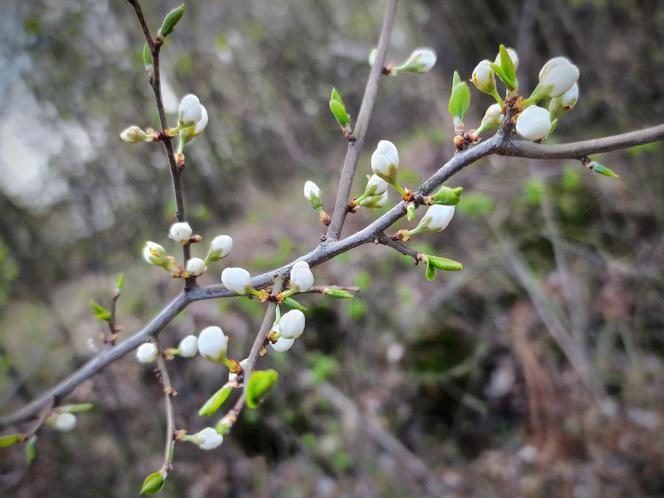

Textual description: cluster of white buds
[136,342,159,364]
[269,309,306,353]
[168,222,193,244]
[397,204,455,241]
[187,427,223,450]
[221,267,253,295]
[197,326,228,362]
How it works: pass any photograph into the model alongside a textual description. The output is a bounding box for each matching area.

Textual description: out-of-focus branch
[326,0,399,240]
[5,119,664,428]
[155,350,176,473]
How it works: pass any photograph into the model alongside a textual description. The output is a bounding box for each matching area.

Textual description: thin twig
[155,349,176,472]
[376,232,420,262]
[326,0,399,240]
[4,122,664,427]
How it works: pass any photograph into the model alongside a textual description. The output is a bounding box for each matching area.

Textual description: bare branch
[155,349,176,473]
[376,232,420,263]
[326,0,399,240]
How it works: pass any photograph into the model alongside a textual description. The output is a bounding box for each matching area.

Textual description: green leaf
[427,255,463,271]
[448,81,471,121]
[452,70,461,89]
[158,4,185,38]
[498,44,517,88]
[116,273,125,292]
[198,385,234,416]
[140,471,167,496]
[62,403,94,414]
[329,88,350,128]
[25,436,37,465]
[0,433,23,448]
[431,186,463,205]
[143,42,153,69]
[406,202,416,222]
[324,288,355,299]
[246,370,279,409]
[489,62,510,89]
[425,258,436,281]
[89,300,112,322]
[283,297,307,312]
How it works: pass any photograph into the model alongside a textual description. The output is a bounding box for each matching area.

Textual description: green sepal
[198,385,234,416]
[448,78,471,123]
[25,436,37,465]
[89,300,112,322]
[431,186,463,205]
[143,42,153,70]
[140,471,167,496]
[246,370,279,409]
[0,433,23,448]
[283,297,307,312]
[158,4,185,38]
[324,288,355,299]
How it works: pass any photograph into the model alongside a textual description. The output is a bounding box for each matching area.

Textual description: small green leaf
[89,300,112,322]
[0,433,23,448]
[140,471,167,496]
[427,255,463,271]
[158,4,185,38]
[451,70,461,89]
[25,436,37,465]
[62,403,94,414]
[448,81,471,122]
[246,370,279,409]
[284,297,307,312]
[406,202,416,222]
[324,288,355,299]
[143,42,153,69]
[498,44,517,88]
[116,273,125,292]
[198,385,234,416]
[431,186,463,205]
[425,258,436,281]
[329,88,350,128]
[587,161,619,178]
[215,419,232,435]
[489,62,509,88]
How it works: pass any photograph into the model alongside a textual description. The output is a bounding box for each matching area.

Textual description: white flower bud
[494,47,519,71]
[197,326,228,361]
[398,47,437,73]
[478,103,504,132]
[186,257,207,276]
[516,105,552,141]
[549,83,579,118]
[178,335,198,358]
[269,334,295,353]
[289,261,314,292]
[192,427,223,450]
[207,235,233,262]
[359,190,388,209]
[471,59,496,95]
[178,94,203,126]
[193,106,208,136]
[365,174,389,196]
[169,222,193,244]
[221,267,253,295]
[304,181,323,210]
[278,309,305,340]
[143,241,167,266]
[53,412,77,432]
[537,57,579,98]
[136,342,159,364]
[371,140,399,183]
[120,125,151,144]
[418,204,455,232]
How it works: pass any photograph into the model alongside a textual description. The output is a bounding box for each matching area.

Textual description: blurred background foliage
[1,0,664,496]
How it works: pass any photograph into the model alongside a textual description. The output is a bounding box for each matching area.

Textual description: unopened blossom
[191,427,223,450]
[178,335,198,358]
[476,103,504,133]
[537,57,579,98]
[120,125,151,144]
[221,267,253,295]
[304,181,323,210]
[549,83,579,119]
[136,342,159,364]
[516,105,552,141]
[178,94,204,127]
[143,241,167,266]
[52,412,77,432]
[278,310,306,340]
[169,222,193,244]
[398,47,437,73]
[415,204,456,233]
[364,174,389,196]
[197,326,228,362]
[471,60,496,95]
[371,140,399,184]
[186,257,207,276]
[269,334,295,353]
[206,235,233,263]
[289,261,314,292]
[359,190,388,209]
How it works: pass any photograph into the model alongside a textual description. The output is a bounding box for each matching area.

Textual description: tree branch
[325,0,398,240]
[155,349,176,472]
